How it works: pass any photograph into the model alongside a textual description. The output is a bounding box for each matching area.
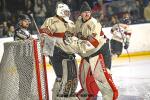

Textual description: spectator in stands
[92,1,102,12]
[107,5,114,17]
[7,25,15,37]
[2,21,9,37]
[143,0,150,6]
[134,0,142,18]
[0,23,3,38]
[137,0,145,18]
[34,0,47,27]
[144,1,150,22]
[25,0,34,14]
[109,15,119,26]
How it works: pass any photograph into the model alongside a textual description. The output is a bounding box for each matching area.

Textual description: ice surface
[47,56,150,100]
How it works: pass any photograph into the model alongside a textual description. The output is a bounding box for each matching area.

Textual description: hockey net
[0,40,49,100]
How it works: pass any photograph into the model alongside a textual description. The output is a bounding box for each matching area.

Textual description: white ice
[47,56,150,100]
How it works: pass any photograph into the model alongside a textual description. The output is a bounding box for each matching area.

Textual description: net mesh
[0,40,48,100]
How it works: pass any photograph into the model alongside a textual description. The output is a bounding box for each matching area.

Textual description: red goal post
[0,39,49,100]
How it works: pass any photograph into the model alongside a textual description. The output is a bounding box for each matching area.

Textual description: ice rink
[47,55,150,100]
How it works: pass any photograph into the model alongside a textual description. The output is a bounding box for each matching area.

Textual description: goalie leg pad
[89,54,118,100]
[52,79,79,100]
[52,78,61,100]
[58,58,78,97]
[77,59,99,100]
[50,47,73,78]
[78,54,118,100]
[86,67,99,96]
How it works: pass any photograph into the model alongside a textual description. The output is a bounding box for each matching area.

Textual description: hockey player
[39,2,78,100]
[110,17,132,57]
[13,14,34,99]
[71,2,118,100]
[14,14,33,40]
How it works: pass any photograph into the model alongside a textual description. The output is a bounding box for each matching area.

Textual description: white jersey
[70,16,106,57]
[41,16,76,54]
[111,23,132,43]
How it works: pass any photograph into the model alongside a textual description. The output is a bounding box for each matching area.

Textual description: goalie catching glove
[63,31,74,45]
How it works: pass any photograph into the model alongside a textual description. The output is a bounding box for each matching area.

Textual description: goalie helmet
[17,14,31,28]
[122,18,131,25]
[18,14,31,23]
[56,3,70,19]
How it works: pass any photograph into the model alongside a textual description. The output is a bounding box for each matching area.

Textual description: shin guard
[90,54,118,100]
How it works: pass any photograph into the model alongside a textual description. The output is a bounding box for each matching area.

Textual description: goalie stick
[29,13,49,100]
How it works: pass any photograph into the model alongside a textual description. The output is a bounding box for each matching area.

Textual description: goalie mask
[56,3,70,20]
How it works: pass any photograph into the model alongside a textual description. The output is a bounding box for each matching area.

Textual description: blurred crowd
[0,0,150,38]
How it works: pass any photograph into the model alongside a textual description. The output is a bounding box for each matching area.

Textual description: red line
[33,40,43,100]
[42,55,49,100]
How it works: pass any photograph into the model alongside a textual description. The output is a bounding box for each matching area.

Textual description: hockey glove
[124,42,129,49]
[63,31,73,45]
[64,31,73,37]
[76,32,82,39]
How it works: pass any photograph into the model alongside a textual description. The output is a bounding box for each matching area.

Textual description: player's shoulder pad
[47,17,59,24]
[86,17,99,28]
[90,17,99,25]
[15,28,27,36]
[15,28,22,33]
[119,23,129,29]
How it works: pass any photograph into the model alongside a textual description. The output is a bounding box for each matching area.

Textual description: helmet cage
[56,3,70,18]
